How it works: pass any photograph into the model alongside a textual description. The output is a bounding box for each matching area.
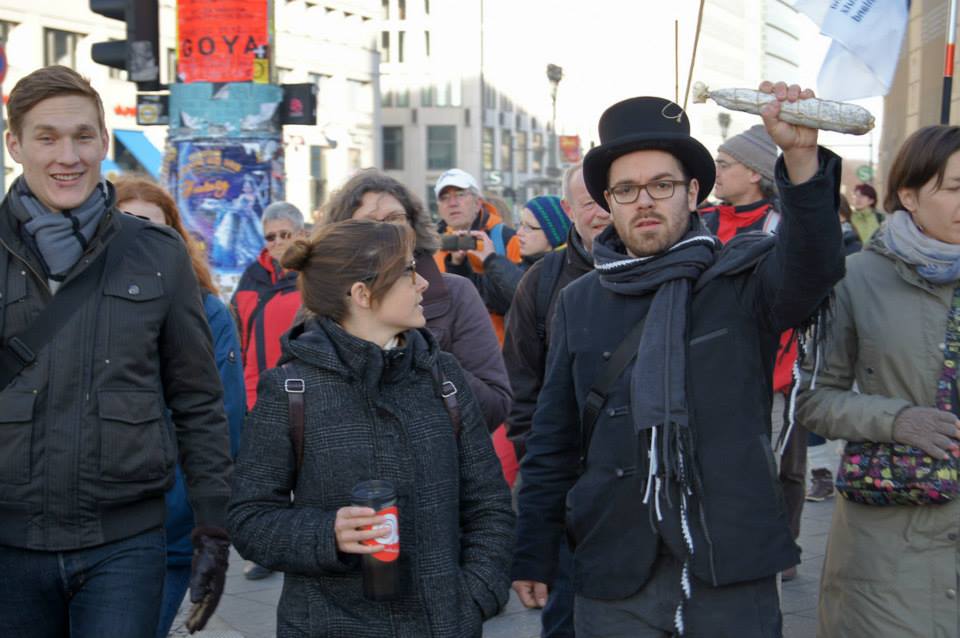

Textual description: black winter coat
[228,318,514,637]
[512,149,845,599]
[0,203,232,551]
[503,228,594,457]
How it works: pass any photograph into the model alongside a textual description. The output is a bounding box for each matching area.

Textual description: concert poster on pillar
[164,139,284,293]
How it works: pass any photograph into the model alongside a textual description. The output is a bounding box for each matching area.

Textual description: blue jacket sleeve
[204,293,246,456]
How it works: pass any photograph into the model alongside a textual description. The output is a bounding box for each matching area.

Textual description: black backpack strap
[0,217,140,392]
[578,318,647,470]
[430,359,462,440]
[535,251,565,342]
[281,362,306,470]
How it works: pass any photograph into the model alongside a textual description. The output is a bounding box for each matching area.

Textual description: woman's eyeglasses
[347,259,418,296]
[264,230,293,243]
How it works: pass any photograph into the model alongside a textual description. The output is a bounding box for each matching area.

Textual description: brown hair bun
[281,239,312,272]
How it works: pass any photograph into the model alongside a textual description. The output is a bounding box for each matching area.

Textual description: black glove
[185,526,230,634]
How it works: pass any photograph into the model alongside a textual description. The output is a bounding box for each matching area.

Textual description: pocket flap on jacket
[0,392,36,422]
[103,274,163,301]
[98,390,162,424]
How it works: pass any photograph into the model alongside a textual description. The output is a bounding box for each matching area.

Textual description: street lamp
[546,63,563,178]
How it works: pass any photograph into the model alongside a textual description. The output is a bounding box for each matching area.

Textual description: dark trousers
[779,400,808,540]
[0,528,166,638]
[574,551,781,638]
[156,564,191,638]
[542,537,576,637]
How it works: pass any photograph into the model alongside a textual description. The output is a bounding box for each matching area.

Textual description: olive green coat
[797,237,960,638]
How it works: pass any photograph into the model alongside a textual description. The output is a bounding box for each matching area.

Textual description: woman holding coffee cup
[227,219,514,637]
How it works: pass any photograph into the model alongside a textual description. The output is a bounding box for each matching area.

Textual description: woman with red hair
[113,176,245,638]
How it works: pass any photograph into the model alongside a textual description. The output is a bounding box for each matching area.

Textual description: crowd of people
[2,63,959,638]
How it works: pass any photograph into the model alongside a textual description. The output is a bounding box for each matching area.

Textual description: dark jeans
[542,537,575,638]
[0,528,166,638]
[156,564,191,638]
[574,551,781,638]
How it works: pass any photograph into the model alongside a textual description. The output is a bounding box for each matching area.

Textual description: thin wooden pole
[683,0,707,112]
[675,20,680,104]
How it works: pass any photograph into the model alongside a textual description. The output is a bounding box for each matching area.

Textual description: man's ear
[560,198,573,220]
[748,170,761,185]
[687,178,700,211]
[6,130,21,164]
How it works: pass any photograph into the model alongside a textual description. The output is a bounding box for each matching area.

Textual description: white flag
[793,0,910,101]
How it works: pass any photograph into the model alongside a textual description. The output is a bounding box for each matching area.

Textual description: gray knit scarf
[593,218,720,635]
[884,210,960,284]
[9,176,109,281]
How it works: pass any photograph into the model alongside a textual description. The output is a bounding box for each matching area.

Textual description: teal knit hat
[525,195,571,248]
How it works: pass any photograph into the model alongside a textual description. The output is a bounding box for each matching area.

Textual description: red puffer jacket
[230,248,301,410]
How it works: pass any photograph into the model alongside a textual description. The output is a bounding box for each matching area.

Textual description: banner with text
[177,0,270,84]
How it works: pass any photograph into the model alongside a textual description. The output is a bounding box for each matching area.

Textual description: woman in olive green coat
[797,126,960,638]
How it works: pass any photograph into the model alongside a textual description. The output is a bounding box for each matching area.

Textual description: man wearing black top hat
[511,82,844,636]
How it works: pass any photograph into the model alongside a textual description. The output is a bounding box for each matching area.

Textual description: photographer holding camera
[434,169,522,342]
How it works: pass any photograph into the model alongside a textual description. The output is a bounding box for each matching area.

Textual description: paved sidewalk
[178,497,836,638]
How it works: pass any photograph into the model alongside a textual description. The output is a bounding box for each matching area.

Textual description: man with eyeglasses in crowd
[511,83,844,637]
[229,201,306,580]
[434,168,522,342]
[501,161,611,638]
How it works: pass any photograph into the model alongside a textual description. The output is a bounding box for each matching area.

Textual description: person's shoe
[243,561,273,581]
[806,468,835,502]
[781,566,798,582]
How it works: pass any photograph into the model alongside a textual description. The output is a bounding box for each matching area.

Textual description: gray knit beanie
[717,124,777,182]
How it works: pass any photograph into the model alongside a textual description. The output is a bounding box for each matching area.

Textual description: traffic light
[90,0,161,91]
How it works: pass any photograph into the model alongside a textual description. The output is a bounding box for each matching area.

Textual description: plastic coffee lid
[351,480,396,504]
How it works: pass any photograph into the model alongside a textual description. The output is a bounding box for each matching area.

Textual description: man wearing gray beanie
[701,124,780,242]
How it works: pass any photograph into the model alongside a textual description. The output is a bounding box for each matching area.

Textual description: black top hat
[583,97,715,210]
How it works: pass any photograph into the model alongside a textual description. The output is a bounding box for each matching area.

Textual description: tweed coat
[228,317,514,637]
[797,236,960,638]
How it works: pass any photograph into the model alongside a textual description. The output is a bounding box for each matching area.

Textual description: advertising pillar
[165,0,281,296]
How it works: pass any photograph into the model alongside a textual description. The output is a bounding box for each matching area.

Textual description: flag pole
[942,0,958,124]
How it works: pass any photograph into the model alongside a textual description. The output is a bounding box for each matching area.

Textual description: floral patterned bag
[836,286,960,506]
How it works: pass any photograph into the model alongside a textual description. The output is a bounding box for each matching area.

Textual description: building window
[382,0,389,19]
[44,29,80,69]
[424,31,430,57]
[396,88,410,107]
[380,31,390,63]
[399,0,406,19]
[499,94,513,113]
[420,84,435,107]
[424,0,430,15]
[0,20,16,43]
[347,79,372,112]
[310,145,328,212]
[310,72,333,107]
[483,84,496,109]
[482,128,494,171]
[349,148,363,170]
[516,131,528,173]
[426,185,438,216]
[532,132,544,173]
[398,31,405,63]
[383,126,404,170]
[382,90,394,107]
[501,129,513,171]
[427,125,456,170]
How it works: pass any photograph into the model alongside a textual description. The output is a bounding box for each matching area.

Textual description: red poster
[177,0,269,83]
[559,135,581,164]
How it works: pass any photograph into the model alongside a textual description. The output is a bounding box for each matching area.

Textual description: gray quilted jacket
[228,317,514,637]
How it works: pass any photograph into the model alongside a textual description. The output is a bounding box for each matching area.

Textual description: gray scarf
[9,176,109,281]
[884,210,960,284]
